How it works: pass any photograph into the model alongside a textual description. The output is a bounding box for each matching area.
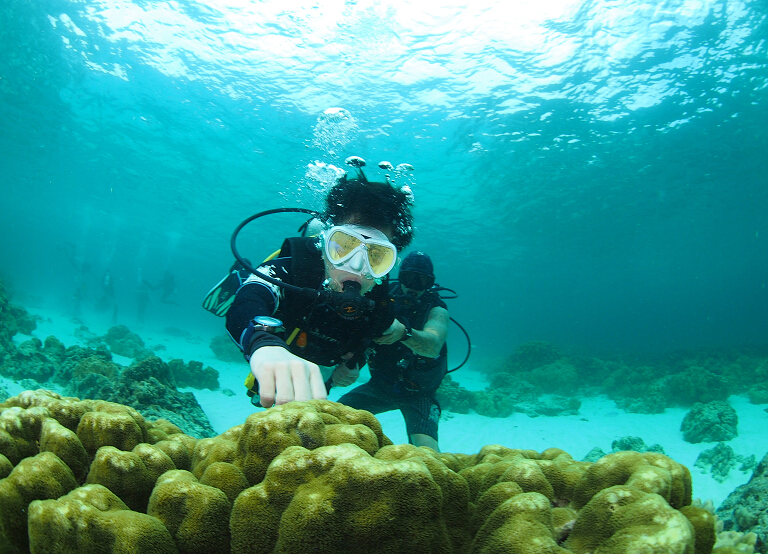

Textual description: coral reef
[565,486,694,553]
[526,361,580,396]
[0,297,219,438]
[67,355,215,438]
[436,374,580,419]
[148,469,232,554]
[102,324,155,359]
[28,484,178,553]
[476,342,768,417]
[0,451,79,553]
[435,375,475,414]
[681,502,718,554]
[517,395,581,417]
[0,281,39,340]
[0,307,215,439]
[504,341,564,372]
[666,366,732,405]
[687,498,759,554]
[583,435,666,462]
[717,450,768,553]
[209,334,244,363]
[681,401,739,444]
[0,391,720,554]
[695,443,756,483]
[747,382,768,405]
[0,338,57,382]
[168,359,220,390]
[611,435,665,454]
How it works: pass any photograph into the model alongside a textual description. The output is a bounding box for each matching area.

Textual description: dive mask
[399,270,434,291]
[322,225,398,279]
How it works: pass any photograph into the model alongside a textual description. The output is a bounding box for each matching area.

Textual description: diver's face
[322,216,395,295]
[400,284,426,299]
[324,259,376,294]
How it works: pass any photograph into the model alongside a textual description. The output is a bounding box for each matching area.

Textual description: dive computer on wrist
[251,316,284,333]
[398,318,413,341]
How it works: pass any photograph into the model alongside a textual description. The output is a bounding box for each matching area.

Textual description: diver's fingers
[332,365,359,387]
[273,364,297,405]
[255,369,276,408]
[308,366,328,400]
[289,360,315,402]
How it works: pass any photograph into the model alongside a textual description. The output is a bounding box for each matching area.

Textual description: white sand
[4,306,767,509]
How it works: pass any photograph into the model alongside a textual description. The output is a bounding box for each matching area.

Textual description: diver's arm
[366,280,396,335]
[225,281,286,352]
[226,267,327,407]
[401,306,449,358]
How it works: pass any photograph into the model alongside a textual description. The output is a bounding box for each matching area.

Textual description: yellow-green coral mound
[28,484,178,553]
[148,470,232,554]
[0,451,78,553]
[229,399,392,486]
[469,492,570,554]
[571,450,692,509]
[565,485,695,553]
[1,391,713,554]
[231,442,454,554]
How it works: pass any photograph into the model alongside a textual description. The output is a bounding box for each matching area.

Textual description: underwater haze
[1,0,767,361]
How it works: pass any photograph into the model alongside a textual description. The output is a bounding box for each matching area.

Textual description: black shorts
[337,381,440,442]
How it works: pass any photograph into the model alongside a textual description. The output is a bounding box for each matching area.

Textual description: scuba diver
[213,157,416,408]
[97,271,118,325]
[136,278,152,327]
[337,251,449,451]
[156,270,180,305]
[60,242,94,317]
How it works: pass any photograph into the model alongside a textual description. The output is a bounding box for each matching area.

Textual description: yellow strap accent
[263,248,281,263]
[244,326,300,390]
[286,328,300,346]
[244,372,256,391]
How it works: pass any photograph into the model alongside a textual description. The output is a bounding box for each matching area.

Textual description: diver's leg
[336,382,394,415]
[410,434,440,451]
[402,395,440,452]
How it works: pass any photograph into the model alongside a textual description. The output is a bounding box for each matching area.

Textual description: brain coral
[0,390,714,554]
[565,485,695,553]
[230,442,454,554]
[469,491,570,554]
[86,445,158,512]
[229,399,392,485]
[39,417,90,483]
[0,451,78,553]
[28,484,178,553]
[148,469,231,554]
[77,402,149,455]
[571,450,692,510]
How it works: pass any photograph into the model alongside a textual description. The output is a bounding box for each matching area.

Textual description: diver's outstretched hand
[373,318,406,345]
[331,354,360,387]
[249,346,327,408]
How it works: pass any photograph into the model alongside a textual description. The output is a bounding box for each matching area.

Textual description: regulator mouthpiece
[342,280,362,294]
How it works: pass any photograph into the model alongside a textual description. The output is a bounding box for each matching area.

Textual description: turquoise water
[1,0,766,364]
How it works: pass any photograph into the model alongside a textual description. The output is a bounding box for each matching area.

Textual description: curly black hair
[322,172,415,249]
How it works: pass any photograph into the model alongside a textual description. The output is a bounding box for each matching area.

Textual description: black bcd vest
[369,284,448,393]
[275,237,392,367]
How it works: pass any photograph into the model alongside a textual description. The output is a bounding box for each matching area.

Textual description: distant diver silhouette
[156,270,180,305]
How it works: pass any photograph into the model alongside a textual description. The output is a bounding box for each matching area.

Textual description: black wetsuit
[337,283,448,441]
[225,237,395,389]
